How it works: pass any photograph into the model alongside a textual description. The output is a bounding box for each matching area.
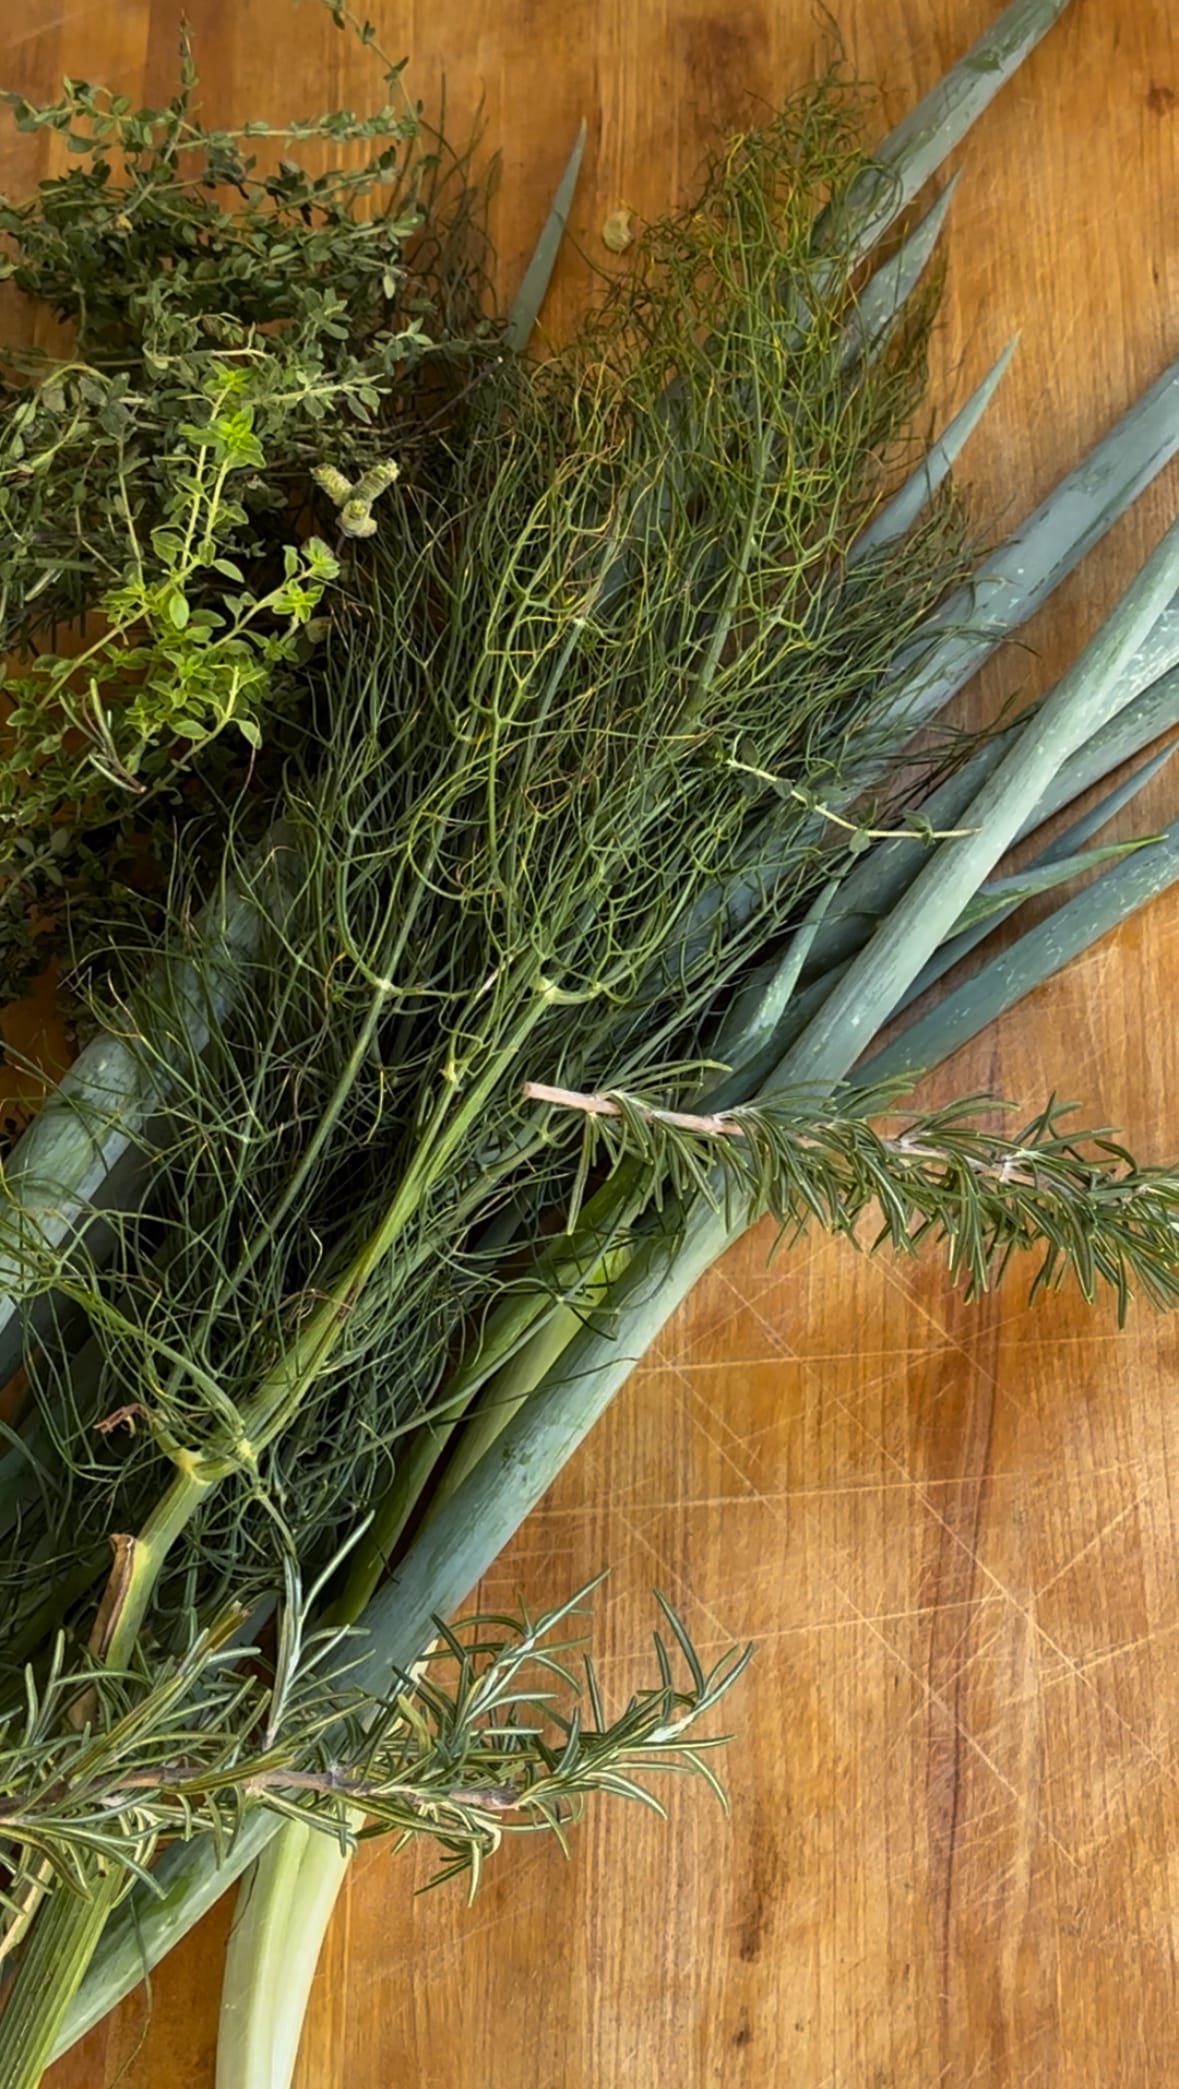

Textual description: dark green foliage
[0,13,488,997]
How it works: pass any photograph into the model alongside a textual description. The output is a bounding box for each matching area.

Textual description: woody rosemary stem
[0,1865,123,2089]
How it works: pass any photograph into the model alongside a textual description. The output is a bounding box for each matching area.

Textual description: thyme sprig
[0,4,491,996]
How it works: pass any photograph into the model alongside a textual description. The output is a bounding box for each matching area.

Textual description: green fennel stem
[209,1205,726,2089]
[334,1159,648,1619]
[154,843,448,1400]
[0,1865,123,2089]
[103,988,554,1666]
[213,1816,364,2089]
[215,1816,311,2081]
[103,1472,217,1668]
[428,1241,633,1514]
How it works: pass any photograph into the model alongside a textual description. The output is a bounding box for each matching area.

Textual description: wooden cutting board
[3,0,1176,2081]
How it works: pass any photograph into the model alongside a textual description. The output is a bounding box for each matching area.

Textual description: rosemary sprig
[0,1577,747,1912]
[520,1082,1179,1318]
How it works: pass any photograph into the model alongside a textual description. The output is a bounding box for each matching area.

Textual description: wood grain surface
[3,0,1177,2082]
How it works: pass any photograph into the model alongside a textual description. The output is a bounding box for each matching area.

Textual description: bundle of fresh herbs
[0,4,492,1007]
[0,0,1178,2082]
